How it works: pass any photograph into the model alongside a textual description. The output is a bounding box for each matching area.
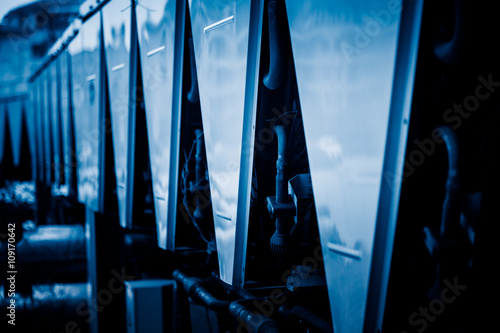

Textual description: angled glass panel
[189,0,261,284]
[136,0,184,249]
[69,33,86,203]
[103,0,133,228]
[69,13,103,212]
[285,0,422,332]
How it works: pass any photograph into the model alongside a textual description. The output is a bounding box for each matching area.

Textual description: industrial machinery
[1,0,498,332]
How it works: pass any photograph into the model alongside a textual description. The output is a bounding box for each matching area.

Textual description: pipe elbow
[433,0,466,64]
[436,126,459,181]
[274,125,287,160]
[435,126,461,238]
[187,36,199,103]
[274,125,288,202]
[263,0,285,90]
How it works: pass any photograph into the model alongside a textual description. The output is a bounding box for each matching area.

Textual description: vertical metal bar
[127,0,138,226]
[166,0,187,250]
[364,1,424,331]
[98,12,106,213]
[233,0,265,286]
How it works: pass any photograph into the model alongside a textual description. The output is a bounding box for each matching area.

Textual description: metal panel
[6,99,23,167]
[51,61,63,186]
[0,103,5,164]
[69,33,85,204]
[26,90,37,180]
[59,50,73,192]
[285,1,422,332]
[189,0,263,284]
[102,0,133,228]
[35,79,45,182]
[136,0,185,249]
[69,13,103,212]
[42,72,52,185]
[125,280,176,333]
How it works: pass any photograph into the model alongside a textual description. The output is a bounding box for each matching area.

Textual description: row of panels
[0,97,34,170]
[28,0,423,332]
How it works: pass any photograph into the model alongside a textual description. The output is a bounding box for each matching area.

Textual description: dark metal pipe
[0,225,85,263]
[437,126,461,238]
[187,36,199,103]
[433,0,466,64]
[279,304,333,333]
[3,283,88,327]
[173,269,231,311]
[226,283,256,301]
[193,129,207,220]
[212,271,256,300]
[263,0,285,90]
[195,130,204,184]
[274,125,288,203]
[229,300,280,333]
[270,125,291,256]
[0,225,86,282]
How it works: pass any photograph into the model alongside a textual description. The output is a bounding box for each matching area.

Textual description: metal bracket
[266,195,296,219]
[286,265,326,292]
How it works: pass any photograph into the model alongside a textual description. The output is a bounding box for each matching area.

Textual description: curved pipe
[436,126,460,238]
[212,271,256,300]
[187,36,199,103]
[173,269,231,311]
[270,125,292,256]
[433,0,466,64]
[229,300,280,333]
[279,304,333,333]
[274,125,288,202]
[263,0,285,90]
[193,129,207,220]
